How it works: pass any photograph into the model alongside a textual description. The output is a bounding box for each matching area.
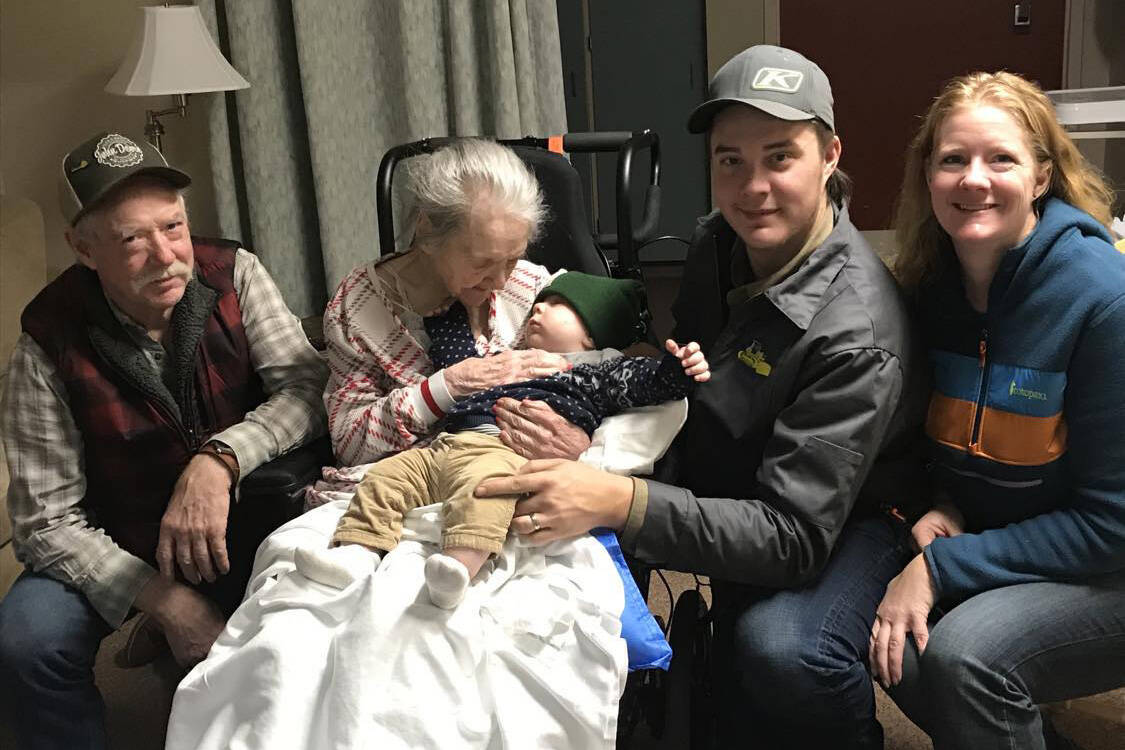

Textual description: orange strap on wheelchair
[547,135,564,154]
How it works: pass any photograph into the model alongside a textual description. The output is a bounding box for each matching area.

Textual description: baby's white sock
[424,553,470,609]
[295,544,380,589]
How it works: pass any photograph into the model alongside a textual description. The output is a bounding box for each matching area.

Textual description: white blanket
[166,402,686,750]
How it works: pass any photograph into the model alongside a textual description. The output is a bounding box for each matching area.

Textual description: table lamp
[105,5,249,152]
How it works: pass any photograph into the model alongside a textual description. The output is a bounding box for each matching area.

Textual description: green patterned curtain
[198,0,566,318]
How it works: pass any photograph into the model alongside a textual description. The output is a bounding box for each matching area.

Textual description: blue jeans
[887,567,1125,750]
[714,515,912,749]
[0,572,113,750]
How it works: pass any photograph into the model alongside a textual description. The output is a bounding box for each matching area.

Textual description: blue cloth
[590,528,672,671]
[714,516,912,749]
[0,571,113,750]
[919,198,1125,602]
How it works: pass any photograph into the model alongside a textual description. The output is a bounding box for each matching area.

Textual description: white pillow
[577,399,688,476]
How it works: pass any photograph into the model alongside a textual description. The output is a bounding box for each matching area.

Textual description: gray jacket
[623,207,925,587]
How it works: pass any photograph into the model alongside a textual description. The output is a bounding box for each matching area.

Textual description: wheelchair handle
[483,130,664,272]
[560,131,634,152]
[587,130,661,278]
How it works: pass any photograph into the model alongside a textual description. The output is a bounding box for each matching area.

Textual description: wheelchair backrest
[375,138,613,278]
[507,145,610,277]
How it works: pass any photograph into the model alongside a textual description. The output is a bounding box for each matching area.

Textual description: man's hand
[476,459,633,543]
[156,454,232,585]
[869,553,936,688]
[444,349,571,399]
[910,502,965,553]
[134,576,226,668]
[666,339,710,382]
[492,397,591,460]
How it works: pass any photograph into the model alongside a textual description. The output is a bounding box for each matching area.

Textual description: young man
[664,47,926,746]
[0,132,328,750]
[475,46,925,748]
[318,272,708,609]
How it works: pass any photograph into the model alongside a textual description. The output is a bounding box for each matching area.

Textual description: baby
[312,272,708,608]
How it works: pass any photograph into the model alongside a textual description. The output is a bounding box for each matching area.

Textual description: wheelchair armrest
[300,314,326,351]
[238,435,334,519]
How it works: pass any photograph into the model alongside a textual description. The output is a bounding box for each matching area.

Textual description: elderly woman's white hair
[401,138,547,252]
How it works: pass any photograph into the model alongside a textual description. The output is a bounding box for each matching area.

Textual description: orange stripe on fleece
[926,393,1067,466]
[926,392,975,452]
[973,408,1067,466]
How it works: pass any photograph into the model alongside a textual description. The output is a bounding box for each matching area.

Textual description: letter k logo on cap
[752,68,804,94]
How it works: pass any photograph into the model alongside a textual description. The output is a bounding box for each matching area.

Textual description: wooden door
[781,0,1066,229]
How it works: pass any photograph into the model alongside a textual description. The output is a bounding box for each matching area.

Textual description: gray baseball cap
[688,45,835,133]
[58,132,191,225]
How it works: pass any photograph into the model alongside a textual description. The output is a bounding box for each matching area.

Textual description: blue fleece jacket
[920,198,1125,602]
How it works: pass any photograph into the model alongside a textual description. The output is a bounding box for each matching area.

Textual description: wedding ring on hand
[529,512,542,532]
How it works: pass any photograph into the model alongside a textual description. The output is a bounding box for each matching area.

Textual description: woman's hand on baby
[666,339,710,382]
[444,349,571,398]
[493,397,591,460]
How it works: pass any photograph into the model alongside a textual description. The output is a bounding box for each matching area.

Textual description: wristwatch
[198,440,240,484]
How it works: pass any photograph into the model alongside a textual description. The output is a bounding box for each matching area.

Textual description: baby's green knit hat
[536,272,650,350]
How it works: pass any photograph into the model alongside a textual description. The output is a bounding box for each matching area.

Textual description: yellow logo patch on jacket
[738,341,772,376]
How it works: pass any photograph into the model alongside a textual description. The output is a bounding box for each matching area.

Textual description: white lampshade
[105,5,249,96]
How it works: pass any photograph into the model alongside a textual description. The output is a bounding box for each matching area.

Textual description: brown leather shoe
[115,613,170,668]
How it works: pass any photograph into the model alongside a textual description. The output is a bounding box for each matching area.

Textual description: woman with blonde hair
[870,71,1125,749]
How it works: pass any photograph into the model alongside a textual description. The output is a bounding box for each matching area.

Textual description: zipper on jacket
[969,328,989,452]
[99,353,197,450]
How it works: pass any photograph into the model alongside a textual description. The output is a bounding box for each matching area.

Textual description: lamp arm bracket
[144,95,188,152]
[148,93,189,120]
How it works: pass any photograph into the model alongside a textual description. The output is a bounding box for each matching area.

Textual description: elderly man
[0,132,328,749]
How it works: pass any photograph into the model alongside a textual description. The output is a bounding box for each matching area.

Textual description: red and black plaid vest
[21,239,266,565]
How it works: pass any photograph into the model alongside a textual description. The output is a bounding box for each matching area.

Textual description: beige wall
[704,0,778,77]
[0,0,220,281]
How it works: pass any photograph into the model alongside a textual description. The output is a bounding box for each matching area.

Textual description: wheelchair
[375,132,718,749]
[256,130,674,568]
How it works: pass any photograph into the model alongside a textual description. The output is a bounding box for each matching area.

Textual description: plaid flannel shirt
[1,249,327,627]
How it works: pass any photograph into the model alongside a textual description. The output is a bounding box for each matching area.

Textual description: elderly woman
[870,72,1125,749]
[322,138,588,471]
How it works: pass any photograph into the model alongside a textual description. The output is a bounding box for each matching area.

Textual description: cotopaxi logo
[1009,380,1047,401]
